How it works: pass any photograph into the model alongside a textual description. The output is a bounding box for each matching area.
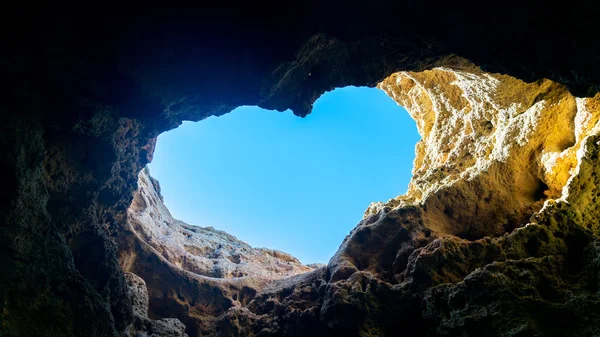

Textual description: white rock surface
[127,167,313,280]
[371,64,600,238]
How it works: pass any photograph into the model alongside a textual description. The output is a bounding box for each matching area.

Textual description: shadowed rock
[121,63,600,336]
[2,3,600,336]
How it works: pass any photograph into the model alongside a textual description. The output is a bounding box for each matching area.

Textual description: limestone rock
[115,62,600,337]
[214,62,600,336]
[117,167,315,336]
[125,272,189,337]
[373,64,600,239]
[125,167,312,279]
[110,61,600,337]
[3,5,600,335]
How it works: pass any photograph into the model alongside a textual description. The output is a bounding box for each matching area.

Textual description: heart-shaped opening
[147,86,419,265]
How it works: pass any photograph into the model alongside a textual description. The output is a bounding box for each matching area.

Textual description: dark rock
[2,2,600,336]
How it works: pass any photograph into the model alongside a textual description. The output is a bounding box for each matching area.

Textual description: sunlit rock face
[124,272,188,337]
[211,62,600,337]
[118,168,315,336]
[114,60,600,337]
[368,60,600,239]
[3,4,600,336]
[123,167,312,279]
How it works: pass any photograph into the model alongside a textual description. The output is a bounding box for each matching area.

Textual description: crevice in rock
[70,231,110,291]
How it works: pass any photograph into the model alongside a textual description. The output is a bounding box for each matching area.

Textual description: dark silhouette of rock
[2,3,600,336]
[125,272,188,337]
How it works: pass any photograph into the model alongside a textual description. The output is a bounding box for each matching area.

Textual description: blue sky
[148,86,419,264]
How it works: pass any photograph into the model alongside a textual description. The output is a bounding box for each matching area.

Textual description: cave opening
[146,86,419,265]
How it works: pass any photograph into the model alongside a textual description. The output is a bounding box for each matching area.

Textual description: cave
[148,86,418,265]
[3,2,600,337]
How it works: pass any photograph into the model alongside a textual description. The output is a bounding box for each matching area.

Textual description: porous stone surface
[124,167,312,280]
[124,272,188,337]
[201,63,600,336]
[117,62,600,337]
[2,3,600,337]
[370,63,600,239]
[116,168,314,336]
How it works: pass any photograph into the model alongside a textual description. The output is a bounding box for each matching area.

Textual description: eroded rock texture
[2,3,600,337]
[123,167,311,280]
[124,272,188,337]
[198,64,600,336]
[112,63,600,337]
[118,168,315,336]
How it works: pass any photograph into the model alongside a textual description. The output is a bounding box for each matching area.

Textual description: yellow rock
[371,60,600,239]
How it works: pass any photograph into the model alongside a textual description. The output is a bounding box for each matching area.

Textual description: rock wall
[122,167,312,280]
[371,63,600,239]
[2,3,600,336]
[118,168,315,336]
[216,64,600,336]
[114,62,600,337]
[124,272,188,337]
